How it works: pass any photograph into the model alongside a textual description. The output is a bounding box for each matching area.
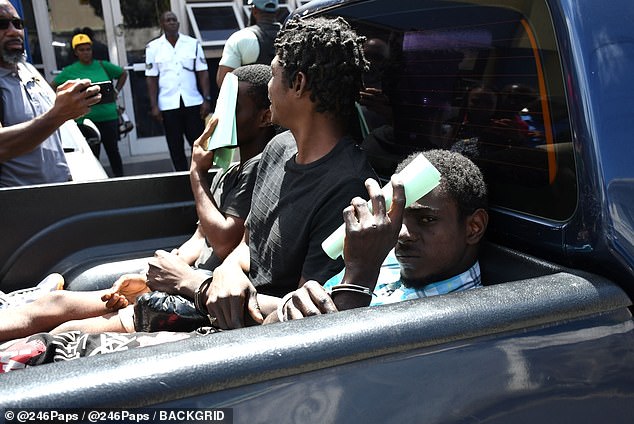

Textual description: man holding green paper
[146,64,276,292]
[273,149,489,320]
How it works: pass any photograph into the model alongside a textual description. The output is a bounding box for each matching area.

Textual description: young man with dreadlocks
[192,17,377,329]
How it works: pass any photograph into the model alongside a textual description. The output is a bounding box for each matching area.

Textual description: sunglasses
[0,18,25,30]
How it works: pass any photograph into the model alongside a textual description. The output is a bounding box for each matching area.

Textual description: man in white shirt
[216,0,281,87]
[145,11,212,171]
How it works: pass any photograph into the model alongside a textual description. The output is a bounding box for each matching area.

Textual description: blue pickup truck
[1,0,634,422]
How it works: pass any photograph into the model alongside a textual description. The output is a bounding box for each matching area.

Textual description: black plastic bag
[133,291,211,332]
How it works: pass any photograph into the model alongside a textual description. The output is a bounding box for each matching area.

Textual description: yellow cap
[71,34,92,49]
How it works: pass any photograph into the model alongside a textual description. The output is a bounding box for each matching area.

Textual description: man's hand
[146,250,203,297]
[279,281,338,321]
[200,100,211,120]
[150,105,162,122]
[205,262,263,329]
[341,176,405,283]
[191,116,218,172]
[359,87,392,119]
[52,79,101,122]
[331,176,405,311]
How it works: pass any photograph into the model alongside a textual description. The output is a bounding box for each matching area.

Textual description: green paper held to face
[321,153,441,260]
[204,73,239,170]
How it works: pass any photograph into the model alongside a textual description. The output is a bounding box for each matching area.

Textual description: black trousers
[92,119,124,177]
[161,100,205,171]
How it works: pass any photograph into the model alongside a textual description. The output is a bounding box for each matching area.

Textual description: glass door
[102,0,171,155]
[34,0,172,162]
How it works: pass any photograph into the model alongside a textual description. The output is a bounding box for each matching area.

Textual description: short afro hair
[232,64,272,110]
[397,149,488,219]
[274,16,368,120]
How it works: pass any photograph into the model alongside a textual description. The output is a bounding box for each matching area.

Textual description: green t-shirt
[53,60,123,123]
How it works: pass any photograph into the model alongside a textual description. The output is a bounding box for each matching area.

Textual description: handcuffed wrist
[329,283,375,299]
[276,291,294,323]
[193,276,213,315]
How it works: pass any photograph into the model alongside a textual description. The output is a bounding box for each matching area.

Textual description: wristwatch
[203,95,212,102]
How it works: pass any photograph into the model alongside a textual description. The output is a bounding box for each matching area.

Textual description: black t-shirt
[195,154,261,270]
[246,131,377,297]
[247,22,281,65]
[211,154,261,219]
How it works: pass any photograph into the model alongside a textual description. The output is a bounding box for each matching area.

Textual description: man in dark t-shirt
[192,153,260,271]
[198,17,376,329]
[247,131,375,298]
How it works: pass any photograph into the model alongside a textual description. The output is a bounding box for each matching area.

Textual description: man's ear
[258,107,272,128]
[465,208,488,245]
[292,71,308,97]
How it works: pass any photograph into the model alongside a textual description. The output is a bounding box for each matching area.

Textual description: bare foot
[102,292,130,310]
[102,274,150,308]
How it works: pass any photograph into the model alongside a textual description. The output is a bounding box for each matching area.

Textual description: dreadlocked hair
[232,64,272,110]
[275,16,369,120]
[397,149,488,219]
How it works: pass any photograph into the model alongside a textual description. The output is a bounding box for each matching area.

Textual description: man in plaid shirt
[274,149,489,320]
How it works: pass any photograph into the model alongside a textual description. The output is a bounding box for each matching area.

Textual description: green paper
[355,102,370,139]
[212,146,236,170]
[321,153,441,260]
[206,72,238,167]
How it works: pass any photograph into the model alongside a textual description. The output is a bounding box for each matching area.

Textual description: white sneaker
[0,273,65,309]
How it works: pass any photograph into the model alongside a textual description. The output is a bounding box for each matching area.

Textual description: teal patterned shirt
[324,249,481,306]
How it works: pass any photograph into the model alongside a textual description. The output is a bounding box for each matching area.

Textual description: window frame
[186,2,245,47]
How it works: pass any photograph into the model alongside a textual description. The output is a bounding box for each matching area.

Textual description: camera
[89,81,116,105]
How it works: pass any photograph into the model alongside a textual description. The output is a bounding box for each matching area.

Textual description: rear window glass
[318,0,576,220]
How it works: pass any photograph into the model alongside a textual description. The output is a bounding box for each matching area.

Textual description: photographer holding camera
[0,1,103,187]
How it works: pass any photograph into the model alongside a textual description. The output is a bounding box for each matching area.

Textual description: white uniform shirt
[218,28,260,69]
[145,34,208,111]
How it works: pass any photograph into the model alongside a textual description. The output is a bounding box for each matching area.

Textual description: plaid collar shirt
[324,249,482,306]
[370,250,481,306]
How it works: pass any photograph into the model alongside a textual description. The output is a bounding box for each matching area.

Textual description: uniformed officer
[145,11,212,171]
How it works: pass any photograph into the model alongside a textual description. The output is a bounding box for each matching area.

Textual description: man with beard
[0,0,100,187]
[273,149,489,320]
